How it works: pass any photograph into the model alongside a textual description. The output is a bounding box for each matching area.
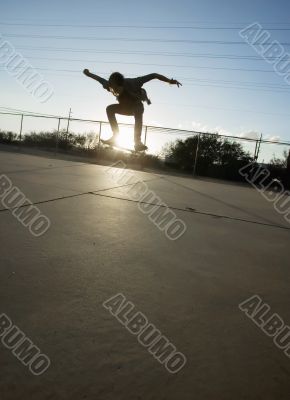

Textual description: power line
[1,100,289,120]
[1,75,289,95]
[1,64,289,92]
[0,106,61,117]
[1,22,290,30]
[155,102,290,118]
[2,17,290,24]
[4,33,290,46]
[168,82,290,94]
[13,54,282,75]
[13,45,289,62]
[1,52,289,93]
[48,63,277,74]
[1,88,289,119]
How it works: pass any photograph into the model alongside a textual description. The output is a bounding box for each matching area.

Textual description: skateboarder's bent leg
[133,103,144,145]
[106,104,122,138]
[105,102,147,151]
[104,103,133,145]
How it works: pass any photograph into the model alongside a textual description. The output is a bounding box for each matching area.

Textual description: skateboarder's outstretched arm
[137,73,182,87]
[83,69,109,90]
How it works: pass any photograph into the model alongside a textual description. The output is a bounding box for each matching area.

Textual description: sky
[0,0,290,160]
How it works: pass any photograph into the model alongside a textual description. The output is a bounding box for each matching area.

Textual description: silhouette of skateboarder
[83,69,182,151]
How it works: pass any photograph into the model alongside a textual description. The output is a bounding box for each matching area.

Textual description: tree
[269,149,288,168]
[163,134,252,178]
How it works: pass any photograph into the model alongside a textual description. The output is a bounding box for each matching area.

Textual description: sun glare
[116,131,135,149]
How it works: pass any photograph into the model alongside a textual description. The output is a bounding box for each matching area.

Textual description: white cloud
[239,131,260,140]
[213,126,233,136]
[267,135,281,142]
[187,121,280,144]
[191,120,243,138]
[191,120,210,132]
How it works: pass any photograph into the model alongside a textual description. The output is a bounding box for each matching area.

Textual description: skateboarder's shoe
[101,137,116,146]
[134,142,148,152]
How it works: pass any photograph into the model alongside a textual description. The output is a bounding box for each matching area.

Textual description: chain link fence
[0,110,289,177]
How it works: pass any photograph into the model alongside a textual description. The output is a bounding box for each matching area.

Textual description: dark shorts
[116,101,144,115]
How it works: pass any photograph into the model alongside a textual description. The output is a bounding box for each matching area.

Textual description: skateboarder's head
[108,72,124,95]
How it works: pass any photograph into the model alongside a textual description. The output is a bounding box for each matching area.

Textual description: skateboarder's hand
[170,79,182,88]
[83,69,90,76]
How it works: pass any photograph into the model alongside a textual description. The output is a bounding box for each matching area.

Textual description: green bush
[0,130,18,144]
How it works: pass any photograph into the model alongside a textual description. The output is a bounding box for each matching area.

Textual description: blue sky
[0,0,290,159]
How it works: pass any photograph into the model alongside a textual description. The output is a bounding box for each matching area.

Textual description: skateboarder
[83,69,182,151]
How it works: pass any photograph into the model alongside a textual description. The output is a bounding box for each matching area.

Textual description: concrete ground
[0,149,289,400]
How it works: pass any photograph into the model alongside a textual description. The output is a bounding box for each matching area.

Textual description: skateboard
[100,140,147,154]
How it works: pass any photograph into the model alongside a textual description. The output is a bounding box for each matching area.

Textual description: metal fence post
[144,125,148,146]
[19,114,24,149]
[65,108,72,148]
[55,118,61,153]
[254,139,258,160]
[98,121,102,147]
[193,133,200,176]
[256,133,263,161]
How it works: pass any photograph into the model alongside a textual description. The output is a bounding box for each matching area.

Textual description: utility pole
[65,108,72,147]
[255,133,263,162]
[193,133,200,177]
[254,140,258,160]
[66,108,72,134]
[19,114,24,150]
